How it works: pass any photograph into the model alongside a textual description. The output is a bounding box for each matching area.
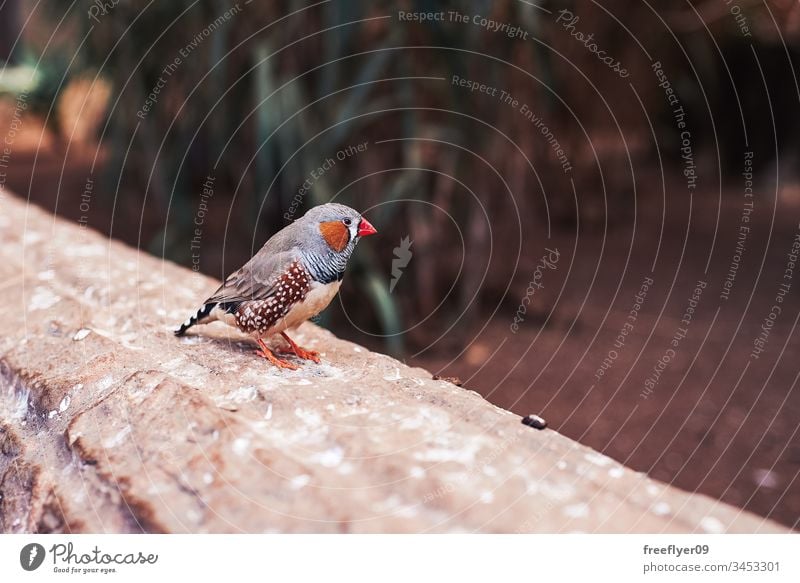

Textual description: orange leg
[255,338,299,370]
[278,332,321,363]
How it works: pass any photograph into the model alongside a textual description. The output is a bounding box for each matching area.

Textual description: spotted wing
[205,250,301,306]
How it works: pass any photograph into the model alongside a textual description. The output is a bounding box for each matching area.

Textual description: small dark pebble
[433,375,463,387]
[522,414,547,430]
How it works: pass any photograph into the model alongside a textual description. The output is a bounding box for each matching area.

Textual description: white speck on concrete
[415,437,483,465]
[73,329,91,341]
[651,501,671,516]
[563,503,590,519]
[94,374,115,395]
[353,346,362,352]
[409,466,425,479]
[383,368,402,381]
[265,403,273,420]
[608,466,624,479]
[480,491,494,504]
[290,474,310,490]
[65,244,105,257]
[102,425,131,448]
[540,480,575,502]
[59,395,71,412]
[584,452,612,467]
[294,408,321,425]
[28,287,60,311]
[400,407,451,431]
[311,446,344,468]
[215,386,257,405]
[48,410,57,419]
[296,379,312,386]
[203,473,214,485]
[232,437,250,456]
[394,504,417,518]
[556,460,568,470]
[700,516,725,533]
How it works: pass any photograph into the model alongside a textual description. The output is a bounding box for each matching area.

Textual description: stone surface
[0,193,787,533]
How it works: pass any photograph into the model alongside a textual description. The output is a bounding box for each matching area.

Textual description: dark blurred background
[1,0,799,527]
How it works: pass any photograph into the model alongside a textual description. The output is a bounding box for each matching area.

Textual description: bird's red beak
[358,217,377,237]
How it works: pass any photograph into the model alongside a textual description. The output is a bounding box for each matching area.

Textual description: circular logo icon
[19,543,46,571]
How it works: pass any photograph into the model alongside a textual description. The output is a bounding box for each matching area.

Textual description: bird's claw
[279,332,321,363]
[254,346,299,370]
[277,345,320,363]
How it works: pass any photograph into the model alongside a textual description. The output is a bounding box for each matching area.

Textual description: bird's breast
[283,279,342,327]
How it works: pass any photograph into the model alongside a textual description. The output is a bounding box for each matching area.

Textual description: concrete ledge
[0,193,787,533]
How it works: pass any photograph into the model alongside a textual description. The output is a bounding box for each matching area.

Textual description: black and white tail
[174,303,217,336]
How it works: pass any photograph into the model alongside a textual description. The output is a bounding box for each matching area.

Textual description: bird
[175,203,377,369]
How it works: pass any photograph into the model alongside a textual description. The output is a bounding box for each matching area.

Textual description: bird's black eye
[342,218,352,226]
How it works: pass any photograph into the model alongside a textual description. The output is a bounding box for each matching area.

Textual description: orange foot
[278,332,321,363]
[255,339,299,370]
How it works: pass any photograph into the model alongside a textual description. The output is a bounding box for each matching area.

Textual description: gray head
[294,203,377,283]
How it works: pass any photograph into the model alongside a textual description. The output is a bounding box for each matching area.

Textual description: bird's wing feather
[205,249,301,305]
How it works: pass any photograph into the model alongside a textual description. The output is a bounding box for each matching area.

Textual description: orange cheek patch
[319,221,350,252]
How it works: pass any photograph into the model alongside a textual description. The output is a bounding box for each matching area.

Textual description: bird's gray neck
[303,241,356,284]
